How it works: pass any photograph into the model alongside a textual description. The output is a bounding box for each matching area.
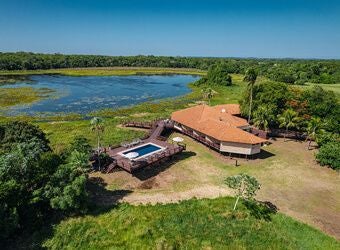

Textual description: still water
[2,74,199,115]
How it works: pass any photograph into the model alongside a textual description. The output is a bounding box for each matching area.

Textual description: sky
[0,0,340,59]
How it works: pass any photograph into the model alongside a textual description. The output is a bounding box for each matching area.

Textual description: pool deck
[102,120,185,173]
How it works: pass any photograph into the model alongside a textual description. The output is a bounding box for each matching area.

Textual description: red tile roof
[213,104,241,115]
[171,104,266,144]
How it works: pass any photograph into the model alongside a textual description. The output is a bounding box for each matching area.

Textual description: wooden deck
[101,120,184,173]
[175,128,220,151]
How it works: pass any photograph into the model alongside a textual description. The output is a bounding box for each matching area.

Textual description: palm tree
[201,87,217,105]
[243,68,258,123]
[252,105,274,131]
[277,109,300,141]
[90,117,104,170]
[68,150,90,173]
[306,117,322,150]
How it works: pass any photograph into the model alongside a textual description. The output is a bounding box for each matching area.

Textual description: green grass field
[302,83,340,98]
[289,81,340,100]
[42,197,339,249]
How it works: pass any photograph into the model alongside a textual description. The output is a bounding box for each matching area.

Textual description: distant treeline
[1,52,340,84]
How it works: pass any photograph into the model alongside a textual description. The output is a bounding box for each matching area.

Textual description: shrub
[316,141,340,170]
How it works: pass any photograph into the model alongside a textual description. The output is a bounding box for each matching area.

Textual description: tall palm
[306,117,322,150]
[90,117,104,170]
[243,68,258,123]
[201,87,217,105]
[252,105,274,131]
[277,109,300,141]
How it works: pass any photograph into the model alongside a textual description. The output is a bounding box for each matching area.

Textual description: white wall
[174,124,183,131]
[220,141,261,155]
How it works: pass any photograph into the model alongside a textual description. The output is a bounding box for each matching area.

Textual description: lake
[1,74,199,115]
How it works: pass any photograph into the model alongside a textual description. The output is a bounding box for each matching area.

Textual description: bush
[316,132,339,147]
[316,141,340,170]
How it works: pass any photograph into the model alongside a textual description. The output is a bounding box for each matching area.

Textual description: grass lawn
[38,120,147,153]
[91,134,340,240]
[42,197,339,250]
[295,82,340,99]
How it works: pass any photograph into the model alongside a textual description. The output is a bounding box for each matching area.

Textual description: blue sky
[0,0,340,58]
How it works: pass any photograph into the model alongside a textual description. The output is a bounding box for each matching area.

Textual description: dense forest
[1,52,340,84]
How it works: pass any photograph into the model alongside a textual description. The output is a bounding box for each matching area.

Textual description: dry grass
[91,134,340,240]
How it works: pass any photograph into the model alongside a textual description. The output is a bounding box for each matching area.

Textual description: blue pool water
[1,74,199,115]
[123,144,162,157]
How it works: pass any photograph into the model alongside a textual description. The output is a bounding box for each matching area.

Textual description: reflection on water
[1,74,199,115]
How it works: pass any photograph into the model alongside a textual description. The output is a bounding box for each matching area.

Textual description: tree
[44,165,88,213]
[197,63,232,86]
[201,87,217,105]
[243,68,258,123]
[67,150,90,173]
[225,173,261,211]
[43,150,89,213]
[252,104,275,131]
[69,136,92,155]
[302,86,337,118]
[0,180,20,241]
[277,109,300,141]
[0,121,50,153]
[0,139,49,240]
[90,117,104,170]
[239,82,289,120]
[306,117,322,150]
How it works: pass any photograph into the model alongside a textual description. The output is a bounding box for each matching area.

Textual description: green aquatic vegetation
[0,75,32,85]
[0,87,56,108]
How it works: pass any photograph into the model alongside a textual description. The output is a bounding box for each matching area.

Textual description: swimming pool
[121,143,164,159]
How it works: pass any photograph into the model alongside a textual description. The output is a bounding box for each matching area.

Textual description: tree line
[1,52,340,84]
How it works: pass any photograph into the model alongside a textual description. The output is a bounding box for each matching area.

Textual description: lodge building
[171,104,266,156]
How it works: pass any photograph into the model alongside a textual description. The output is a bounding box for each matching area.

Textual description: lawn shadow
[132,151,196,181]
[87,176,133,213]
[256,149,275,160]
[244,200,278,221]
